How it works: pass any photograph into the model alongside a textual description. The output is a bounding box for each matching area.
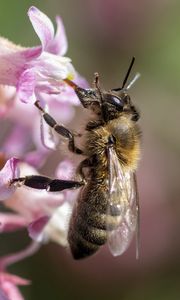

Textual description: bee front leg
[86,120,105,131]
[77,157,94,182]
[10,176,84,192]
[34,101,83,155]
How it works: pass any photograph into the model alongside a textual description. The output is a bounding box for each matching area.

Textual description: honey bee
[11,57,141,259]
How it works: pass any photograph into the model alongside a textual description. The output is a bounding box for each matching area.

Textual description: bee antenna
[126,72,141,90]
[112,56,136,92]
[93,72,103,102]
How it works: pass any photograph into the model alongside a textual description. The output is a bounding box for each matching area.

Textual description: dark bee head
[64,57,140,122]
[101,90,139,122]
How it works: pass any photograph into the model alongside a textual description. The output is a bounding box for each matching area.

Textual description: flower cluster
[0,6,87,299]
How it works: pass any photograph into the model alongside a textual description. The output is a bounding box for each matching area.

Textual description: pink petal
[0,213,27,233]
[17,69,36,103]
[28,6,54,51]
[24,150,49,168]
[48,100,75,123]
[0,38,41,87]
[0,288,9,300]
[0,273,30,286]
[21,46,42,60]
[6,95,38,127]
[0,282,25,300]
[0,158,20,201]
[28,215,50,242]
[46,16,68,55]
[0,86,16,118]
[74,72,89,89]
[0,273,30,300]
[0,38,24,86]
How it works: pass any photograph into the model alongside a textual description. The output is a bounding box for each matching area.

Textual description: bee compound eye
[107,95,123,110]
[111,96,123,109]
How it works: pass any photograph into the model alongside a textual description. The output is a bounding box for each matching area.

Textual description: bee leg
[10,175,84,192]
[93,72,100,89]
[34,101,83,155]
[86,120,104,131]
[77,157,93,181]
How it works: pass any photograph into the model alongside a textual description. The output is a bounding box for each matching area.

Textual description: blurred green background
[1,0,180,299]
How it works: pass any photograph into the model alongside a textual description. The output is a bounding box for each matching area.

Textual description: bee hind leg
[10,175,84,192]
[34,101,83,155]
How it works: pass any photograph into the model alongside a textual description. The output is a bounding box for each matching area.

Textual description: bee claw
[9,178,25,188]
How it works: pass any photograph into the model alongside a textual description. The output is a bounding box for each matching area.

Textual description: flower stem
[0,241,40,270]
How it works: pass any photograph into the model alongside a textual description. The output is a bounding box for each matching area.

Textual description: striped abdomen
[68,181,119,259]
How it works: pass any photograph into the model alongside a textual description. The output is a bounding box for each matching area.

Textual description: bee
[11,57,141,259]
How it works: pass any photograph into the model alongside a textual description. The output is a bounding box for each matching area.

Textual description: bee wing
[107,147,139,257]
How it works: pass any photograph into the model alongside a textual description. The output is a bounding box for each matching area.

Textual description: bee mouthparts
[64,78,79,90]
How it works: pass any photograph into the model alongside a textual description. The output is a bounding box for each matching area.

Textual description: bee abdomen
[68,227,99,259]
[68,215,107,259]
[68,210,121,259]
[68,183,121,259]
[76,215,107,245]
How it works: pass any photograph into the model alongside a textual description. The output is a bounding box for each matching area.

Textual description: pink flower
[0,6,88,299]
[0,6,76,104]
[0,6,88,161]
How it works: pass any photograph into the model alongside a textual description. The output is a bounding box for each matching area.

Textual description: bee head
[102,90,139,122]
[64,57,140,122]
